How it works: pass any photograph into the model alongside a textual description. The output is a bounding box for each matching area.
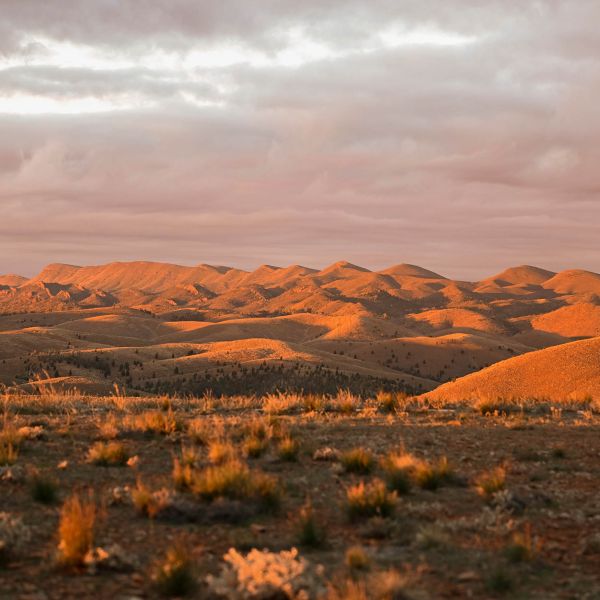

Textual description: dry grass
[277,436,300,461]
[346,480,396,521]
[341,447,375,474]
[190,459,281,510]
[152,539,197,597]
[57,493,97,567]
[208,440,237,464]
[345,545,370,571]
[129,409,181,435]
[87,441,129,466]
[243,435,269,458]
[295,499,325,548]
[475,466,506,500]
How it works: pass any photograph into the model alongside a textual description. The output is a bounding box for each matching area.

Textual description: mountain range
[2,260,600,400]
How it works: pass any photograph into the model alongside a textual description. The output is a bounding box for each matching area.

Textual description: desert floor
[1,392,599,599]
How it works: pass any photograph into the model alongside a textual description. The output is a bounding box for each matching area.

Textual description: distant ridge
[422,336,600,402]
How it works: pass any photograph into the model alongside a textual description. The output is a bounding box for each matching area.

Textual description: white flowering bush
[207,547,325,599]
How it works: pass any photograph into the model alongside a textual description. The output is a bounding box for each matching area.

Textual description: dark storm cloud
[1,1,600,278]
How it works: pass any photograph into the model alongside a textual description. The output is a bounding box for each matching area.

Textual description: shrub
[207,547,325,600]
[132,409,181,435]
[341,448,374,474]
[97,415,120,440]
[412,456,455,491]
[243,435,269,458]
[331,390,361,415]
[345,545,370,571]
[152,539,197,597]
[302,394,326,413]
[346,480,397,521]
[57,493,96,567]
[505,525,538,563]
[295,500,325,548]
[208,440,237,465]
[0,441,18,466]
[172,457,196,492]
[380,453,413,494]
[187,418,211,445]
[29,471,59,504]
[375,391,398,414]
[87,441,129,466]
[475,467,506,501]
[278,437,300,462]
[190,460,281,510]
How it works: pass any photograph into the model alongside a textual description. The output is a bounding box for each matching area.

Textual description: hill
[422,336,600,403]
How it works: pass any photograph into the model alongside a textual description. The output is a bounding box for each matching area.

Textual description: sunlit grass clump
[346,480,396,521]
[152,539,197,597]
[341,447,375,474]
[475,466,506,500]
[57,493,96,567]
[87,441,129,466]
[277,436,300,461]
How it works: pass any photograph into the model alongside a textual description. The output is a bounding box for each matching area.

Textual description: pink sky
[1,1,599,280]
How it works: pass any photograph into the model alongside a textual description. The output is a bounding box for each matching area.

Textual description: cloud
[1,1,600,278]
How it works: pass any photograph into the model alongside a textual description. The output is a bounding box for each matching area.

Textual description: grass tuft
[87,441,129,466]
[346,479,396,521]
[57,493,96,567]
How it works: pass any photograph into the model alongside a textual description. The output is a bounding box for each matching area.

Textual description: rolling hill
[2,259,600,396]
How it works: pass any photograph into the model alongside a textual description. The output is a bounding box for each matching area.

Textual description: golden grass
[87,441,129,466]
[57,493,96,567]
[345,480,396,521]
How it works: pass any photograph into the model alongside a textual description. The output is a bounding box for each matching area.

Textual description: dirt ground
[1,393,599,599]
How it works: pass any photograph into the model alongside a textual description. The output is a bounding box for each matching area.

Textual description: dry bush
[345,545,370,571]
[380,452,413,495]
[295,499,325,548]
[57,493,97,567]
[243,435,269,458]
[327,569,414,600]
[152,538,197,597]
[302,393,327,413]
[208,440,238,464]
[475,466,506,501]
[263,392,303,415]
[346,480,397,521]
[207,547,325,600]
[381,451,455,492]
[341,447,375,474]
[329,390,361,415]
[277,436,300,461]
[0,412,22,465]
[412,456,456,491]
[129,409,181,435]
[87,441,129,466]
[190,459,281,510]
[96,414,120,440]
[187,417,215,445]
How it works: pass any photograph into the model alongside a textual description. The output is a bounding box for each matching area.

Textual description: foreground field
[1,391,600,599]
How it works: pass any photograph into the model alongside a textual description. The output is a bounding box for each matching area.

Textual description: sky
[1,0,600,280]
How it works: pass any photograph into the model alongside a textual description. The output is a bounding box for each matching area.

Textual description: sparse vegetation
[87,441,129,466]
[295,499,325,548]
[277,436,300,461]
[0,389,596,597]
[341,447,375,474]
[152,539,197,597]
[346,480,397,521]
[475,466,506,500]
[57,493,97,567]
